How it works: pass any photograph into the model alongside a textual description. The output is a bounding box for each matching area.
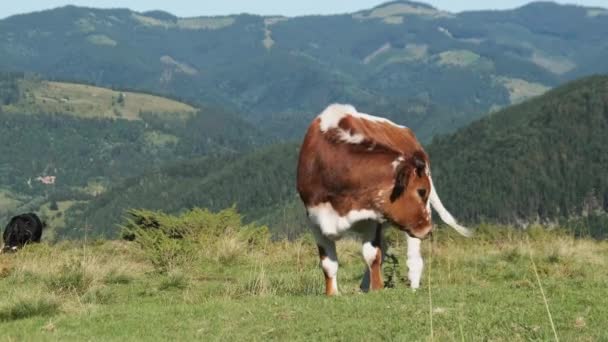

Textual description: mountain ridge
[2,1,607,142]
[68,75,608,238]
[6,1,606,21]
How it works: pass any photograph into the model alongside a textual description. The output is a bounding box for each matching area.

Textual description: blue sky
[1,0,607,19]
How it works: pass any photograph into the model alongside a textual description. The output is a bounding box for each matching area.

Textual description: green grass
[437,50,481,67]
[370,44,429,68]
[495,76,550,104]
[158,272,189,291]
[131,13,235,30]
[0,226,606,340]
[530,51,576,75]
[86,34,117,47]
[354,3,450,20]
[0,298,59,322]
[103,270,132,285]
[176,17,235,30]
[45,261,93,295]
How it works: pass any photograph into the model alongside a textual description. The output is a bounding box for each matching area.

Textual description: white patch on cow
[337,129,365,144]
[424,166,432,222]
[406,235,423,290]
[362,241,378,267]
[321,253,339,295]
[373,189,389,208]
[318,104,357,132]
[429,177,472,237]
[392,156,405,170]
[321,256,338,284]
[425,181,432,221]
[307,202,383,239]
[318,103,406,133]
[311,228,340,294]
[312,225,339,294]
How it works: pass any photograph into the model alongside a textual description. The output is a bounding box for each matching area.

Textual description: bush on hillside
[120,207,270,272]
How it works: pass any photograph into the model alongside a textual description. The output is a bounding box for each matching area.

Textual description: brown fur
[297,113,433,238]
[369,223,384,290]
[370,246,383,290]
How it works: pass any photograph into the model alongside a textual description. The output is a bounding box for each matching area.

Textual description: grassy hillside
[0,72,266,236]
[2,1,608,140]
[428,75,608,229]
[0,209,606,340]
[2,78,196,120]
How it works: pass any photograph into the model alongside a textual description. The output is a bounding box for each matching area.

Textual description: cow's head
[2,230,22,253]
[0,245,18,253]
[385,151,432,239]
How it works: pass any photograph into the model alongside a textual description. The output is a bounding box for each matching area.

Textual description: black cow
[2,213,45,253]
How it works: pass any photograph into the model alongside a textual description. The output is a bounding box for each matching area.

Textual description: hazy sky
[1,0,607,19]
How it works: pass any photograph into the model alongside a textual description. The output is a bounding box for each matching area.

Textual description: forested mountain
[64,143,300,237]
[0,72,264,236]
[1,1,608,140]
[428,75,608,225]
[73,75,608,238]
[2,2,608,239]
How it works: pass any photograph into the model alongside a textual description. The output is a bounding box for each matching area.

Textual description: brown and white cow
[296,104,471,296]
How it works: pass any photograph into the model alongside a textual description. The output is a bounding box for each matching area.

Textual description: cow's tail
[429,177,472,237]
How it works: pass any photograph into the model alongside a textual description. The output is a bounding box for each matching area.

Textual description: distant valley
[0,72,263,237]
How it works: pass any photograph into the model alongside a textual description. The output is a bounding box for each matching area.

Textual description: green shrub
[120,207,270,272]
[128,227,196,273]
[121,207,245,242]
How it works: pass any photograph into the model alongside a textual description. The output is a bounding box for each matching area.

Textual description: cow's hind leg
[406,234,424,290]
[361,223,384,291]
[312,228,339,296]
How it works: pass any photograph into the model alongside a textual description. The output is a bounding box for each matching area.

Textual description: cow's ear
[390,162,410,202]
[413,154,426,177]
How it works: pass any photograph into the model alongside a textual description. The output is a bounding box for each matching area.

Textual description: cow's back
[25,213,44,242]
[297,106,419,216]
[3,213,43,248]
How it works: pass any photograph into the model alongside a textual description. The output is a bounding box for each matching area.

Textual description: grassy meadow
[0,209,607,341]
[2,80,196,120]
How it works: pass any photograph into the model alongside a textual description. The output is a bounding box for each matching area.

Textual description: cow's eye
[417,188,427,199]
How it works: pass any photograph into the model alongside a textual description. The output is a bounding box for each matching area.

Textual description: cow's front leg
[361,223,384,291]
[313,231,339,296]
[406,234,423,290]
